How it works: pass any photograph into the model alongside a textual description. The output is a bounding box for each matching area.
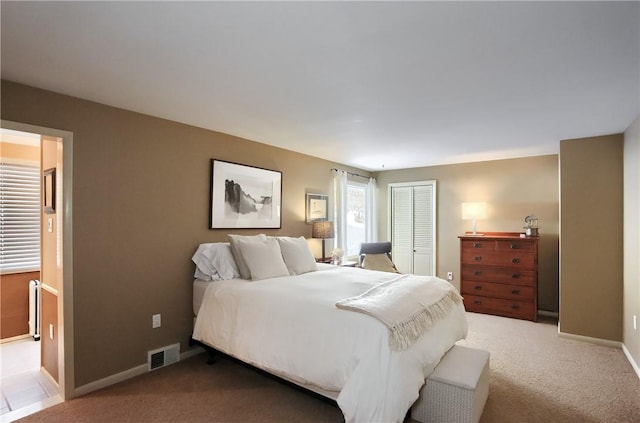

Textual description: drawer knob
[474,285,482,290]
[512,289,520,295]
[511,304,520,310]
[512,273,521,279]
[474,300,482,305]
[474,271,483,276]
[510,244,520,249]
[511,258,520,264]
[474,256,483,261]
[473,243,482,248]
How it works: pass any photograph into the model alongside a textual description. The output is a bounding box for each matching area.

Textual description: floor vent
[148,343,180,371]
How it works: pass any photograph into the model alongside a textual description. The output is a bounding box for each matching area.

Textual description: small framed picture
[43,167,56,214]
[306,193,328,224]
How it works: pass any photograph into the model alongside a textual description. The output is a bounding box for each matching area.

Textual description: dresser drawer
[463,294,536,320]
[461,265,536,286]
[461,250,536,268]
[460,240,493,251]
[462,280,535,301]
[495,240,536,252]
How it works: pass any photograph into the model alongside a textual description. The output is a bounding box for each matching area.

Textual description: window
[333,170,377,259]
[345,181,367,257]
[0,162,41,273]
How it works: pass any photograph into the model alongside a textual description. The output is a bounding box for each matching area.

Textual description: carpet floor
[17,312,640,423]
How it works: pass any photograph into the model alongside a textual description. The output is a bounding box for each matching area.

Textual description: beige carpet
[458,313,640,423]
[18,312,640,423]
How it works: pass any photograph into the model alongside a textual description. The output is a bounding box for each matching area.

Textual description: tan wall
[374,155,560,312]
[1,80,368,387]
[624,116,640,366]
[559,134,623,341]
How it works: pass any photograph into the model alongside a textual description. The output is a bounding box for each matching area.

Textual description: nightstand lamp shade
[312,220,334,260]
[462,202,487,235]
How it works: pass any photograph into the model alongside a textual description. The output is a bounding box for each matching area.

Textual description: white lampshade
[462,202,487,235]
[462,202,487,220]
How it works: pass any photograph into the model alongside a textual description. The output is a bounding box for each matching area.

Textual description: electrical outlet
[446,272,453,281]
[152,314,161,329]
[634,315,637,331]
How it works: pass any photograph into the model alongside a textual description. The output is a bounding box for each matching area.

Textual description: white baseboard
[622,343,640,381]
[74,346,204,398]
[557,330,622,349]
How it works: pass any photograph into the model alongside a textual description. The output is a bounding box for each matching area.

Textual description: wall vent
[147,343,180,371]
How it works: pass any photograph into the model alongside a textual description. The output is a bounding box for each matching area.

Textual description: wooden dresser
[459,232,538,321]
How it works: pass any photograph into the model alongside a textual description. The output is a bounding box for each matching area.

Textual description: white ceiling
[2,1,639,171]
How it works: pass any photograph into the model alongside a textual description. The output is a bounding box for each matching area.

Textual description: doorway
[388,180,437,276]
[0,121,73,420]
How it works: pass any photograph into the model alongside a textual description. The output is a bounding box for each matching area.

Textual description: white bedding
[193,279,210,316]
[192,265,468,423]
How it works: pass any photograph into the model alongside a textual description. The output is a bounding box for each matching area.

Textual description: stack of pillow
[192,234,318,282]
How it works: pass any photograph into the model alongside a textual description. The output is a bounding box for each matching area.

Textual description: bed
[191,236,468,423]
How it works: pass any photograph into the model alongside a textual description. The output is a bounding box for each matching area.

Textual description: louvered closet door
[391,186,412,274]
[412,185,434,276]
[389,181,436,276]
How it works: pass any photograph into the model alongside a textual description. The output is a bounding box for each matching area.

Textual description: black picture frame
[210,159,282,229]
[306,193,328,224]
[43,167,56,214]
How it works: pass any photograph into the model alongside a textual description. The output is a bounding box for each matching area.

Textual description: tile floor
[0,338,59,420]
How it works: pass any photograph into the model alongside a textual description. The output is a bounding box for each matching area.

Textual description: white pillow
[277,236,317,275]
[202,243,240,280]
[237,237,289,281]
[228,234,267,279]
[192,243,221,281]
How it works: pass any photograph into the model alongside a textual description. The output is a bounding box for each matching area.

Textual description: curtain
[332,169,348,256]
[365,177,378,243]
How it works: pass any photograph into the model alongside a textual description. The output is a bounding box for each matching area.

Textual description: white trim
[622,343,640,380]
[0,394,63,423]
[557,330,622,349]
[41,283,58,296]
[0,334,31,344]
[74,347,204,397]
[74,364,148,397]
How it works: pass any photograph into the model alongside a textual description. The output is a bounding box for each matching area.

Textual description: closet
[388,181,436,275]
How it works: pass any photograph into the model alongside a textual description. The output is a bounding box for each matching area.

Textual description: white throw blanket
[336,275,464,351]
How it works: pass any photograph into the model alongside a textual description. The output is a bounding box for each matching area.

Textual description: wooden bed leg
[190,337,217,364]
[206,350,217,365]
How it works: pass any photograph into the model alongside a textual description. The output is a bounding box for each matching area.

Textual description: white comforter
[192,265,468,423]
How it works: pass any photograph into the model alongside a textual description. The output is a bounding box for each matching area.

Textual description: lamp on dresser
[312,220,334,262]
[462,202,487,235]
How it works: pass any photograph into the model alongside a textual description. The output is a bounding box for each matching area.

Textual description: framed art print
[306,193,328,224]
[210,159,282,229]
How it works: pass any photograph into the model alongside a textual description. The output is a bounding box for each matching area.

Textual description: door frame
[1,120,74,400]
[387,180,437,275]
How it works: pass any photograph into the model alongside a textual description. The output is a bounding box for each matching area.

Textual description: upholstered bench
[412,345,490,423]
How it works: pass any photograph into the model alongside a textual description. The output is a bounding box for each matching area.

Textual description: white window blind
[0,162,41,273]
